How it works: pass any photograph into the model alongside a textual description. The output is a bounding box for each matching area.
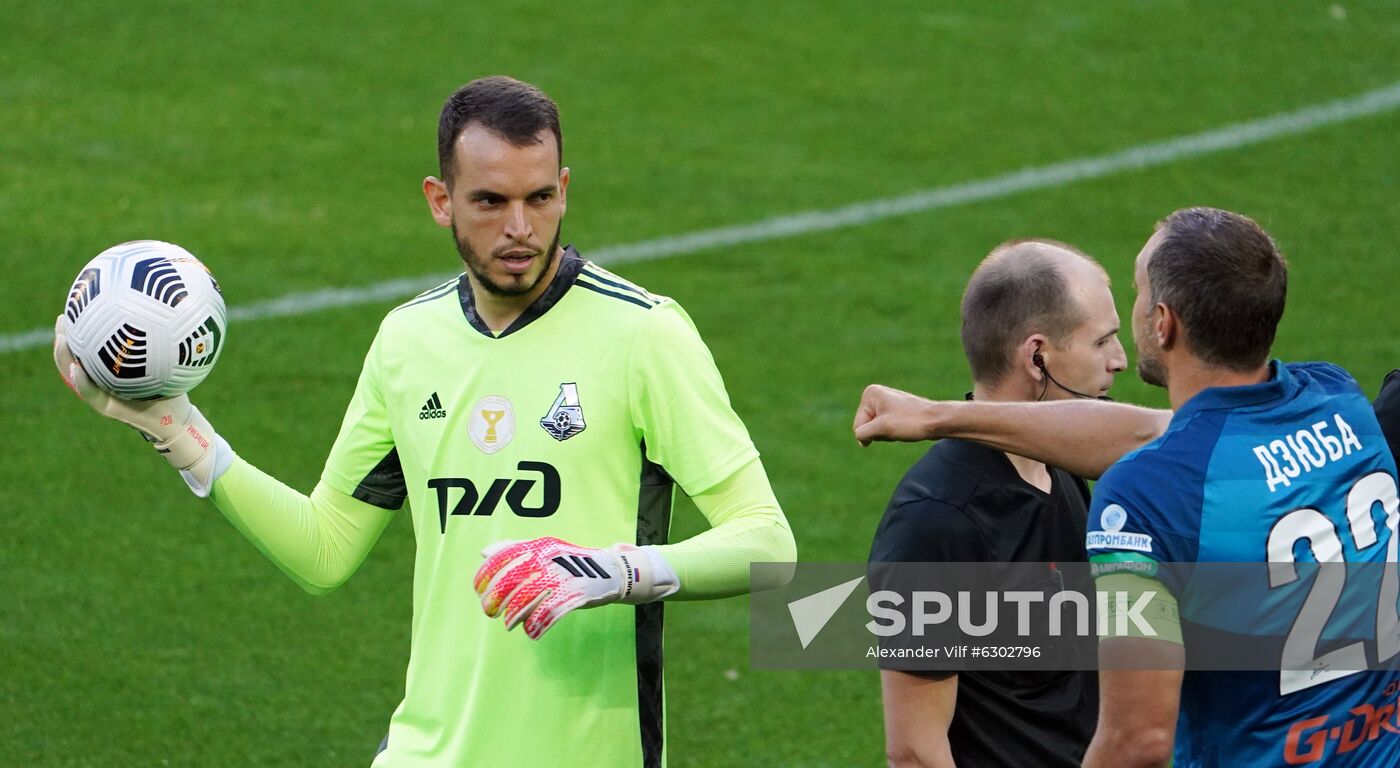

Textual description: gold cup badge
[469,396,514,454]
[480,409,506,444]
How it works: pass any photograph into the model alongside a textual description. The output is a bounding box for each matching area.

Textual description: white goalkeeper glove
[473,536,680,639]
[53,316,232,497]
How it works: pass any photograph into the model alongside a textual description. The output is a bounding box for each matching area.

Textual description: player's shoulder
[870,494,986,562]
[1381,368,1400,400]
[572,261,671,313]
[1285,360,1364,398]
[891,440,1004,510]
[1094,409,1225,524]
[872,442,1010,562]
[1377,369,1400,460]
[570,263,720,359]
[1056,468,1092,506]
[1090,437,1209,562]
[566,262,702,349]
[355,274,465,354]
[1108,407,1228,479]
[384,274,463,323]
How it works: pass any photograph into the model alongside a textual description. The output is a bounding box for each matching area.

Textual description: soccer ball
[61,240,227,400]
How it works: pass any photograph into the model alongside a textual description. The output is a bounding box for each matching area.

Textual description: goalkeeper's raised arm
[55,312,397,594]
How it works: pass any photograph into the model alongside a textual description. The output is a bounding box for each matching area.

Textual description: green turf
[4,1,1400,764]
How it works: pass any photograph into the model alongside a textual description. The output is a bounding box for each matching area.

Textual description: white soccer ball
[61,240,227,399]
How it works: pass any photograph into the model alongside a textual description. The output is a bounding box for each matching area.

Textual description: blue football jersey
[1088,361,1400,767]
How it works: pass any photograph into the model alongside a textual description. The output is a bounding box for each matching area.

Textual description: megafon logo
[788,576,865,649]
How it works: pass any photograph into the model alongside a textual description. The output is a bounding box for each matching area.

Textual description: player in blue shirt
[1078,208,1400,767]
[854,208,1400,767]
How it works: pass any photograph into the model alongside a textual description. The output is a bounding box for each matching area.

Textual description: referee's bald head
[960,239,1108,386]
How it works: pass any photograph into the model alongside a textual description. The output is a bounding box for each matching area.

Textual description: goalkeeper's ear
[423,176,452,228]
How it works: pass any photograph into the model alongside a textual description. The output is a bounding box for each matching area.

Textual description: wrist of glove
[472,536,681,639]
[54,316,232,497]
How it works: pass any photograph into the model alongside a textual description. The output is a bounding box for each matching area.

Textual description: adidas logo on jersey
[420,392,447,420]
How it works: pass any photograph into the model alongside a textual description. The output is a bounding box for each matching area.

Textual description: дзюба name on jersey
[1252,413,1365,493]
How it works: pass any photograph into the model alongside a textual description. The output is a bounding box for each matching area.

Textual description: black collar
[458,245,585,339]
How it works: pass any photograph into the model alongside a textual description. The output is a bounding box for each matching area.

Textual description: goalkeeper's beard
[453,223,561,299]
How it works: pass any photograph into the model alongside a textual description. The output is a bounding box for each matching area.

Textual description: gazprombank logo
[1087,503,1154,552]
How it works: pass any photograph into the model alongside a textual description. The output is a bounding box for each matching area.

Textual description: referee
[869,240,1126,768]
[55,76,795,767]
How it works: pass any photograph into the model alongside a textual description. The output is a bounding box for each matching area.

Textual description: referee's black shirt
[869,438,1098,768]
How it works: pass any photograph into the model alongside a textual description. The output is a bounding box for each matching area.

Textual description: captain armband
[1095,571,1183,645]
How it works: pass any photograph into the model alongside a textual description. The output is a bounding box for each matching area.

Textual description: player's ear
[557,166,570,217]
[423,176,452,228]
[1153,303,1177,349]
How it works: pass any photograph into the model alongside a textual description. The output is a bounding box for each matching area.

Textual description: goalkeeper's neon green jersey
[325,248,758,768]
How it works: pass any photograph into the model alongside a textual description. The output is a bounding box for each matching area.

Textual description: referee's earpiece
[1034,349,1114,402]
[1032,350,1049,401]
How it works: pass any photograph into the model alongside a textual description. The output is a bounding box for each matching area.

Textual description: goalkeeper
[55,76,795,768]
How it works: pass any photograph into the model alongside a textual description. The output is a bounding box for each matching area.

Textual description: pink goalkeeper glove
[473,536,679,639]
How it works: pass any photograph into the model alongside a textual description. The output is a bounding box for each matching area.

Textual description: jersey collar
[1173,359,1294,419]
[457,245,585,339]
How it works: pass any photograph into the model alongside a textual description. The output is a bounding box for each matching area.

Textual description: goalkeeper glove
[53,316,232,497]
[473,536,680,639]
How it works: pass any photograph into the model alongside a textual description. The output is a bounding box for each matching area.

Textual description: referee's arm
[881,671,957,768]
[870,496,983,768]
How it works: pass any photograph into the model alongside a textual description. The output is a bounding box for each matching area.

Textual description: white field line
[7,80,1400,355]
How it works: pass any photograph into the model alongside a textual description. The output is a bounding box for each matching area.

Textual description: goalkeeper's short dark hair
[437,76,562,185]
